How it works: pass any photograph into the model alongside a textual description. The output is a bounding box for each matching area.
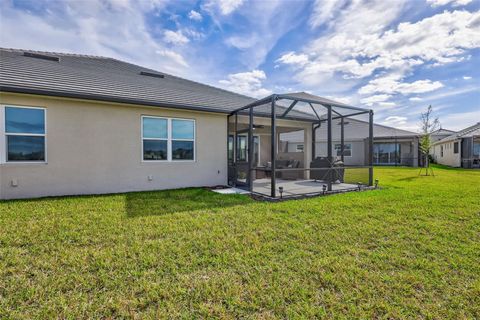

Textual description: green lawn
[1,166,479,319]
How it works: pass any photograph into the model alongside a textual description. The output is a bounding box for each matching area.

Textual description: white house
[431,123,480,168]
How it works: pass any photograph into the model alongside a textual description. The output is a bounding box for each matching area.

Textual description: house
[0,48,375,200]
[282,119,422,167]
[431,123,480,168]
[430,128,456,143]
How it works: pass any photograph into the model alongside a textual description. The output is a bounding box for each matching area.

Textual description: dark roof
[0,48,255,114]
[431,128,456,136]
[0,48,357,119]
[434,122,480,144]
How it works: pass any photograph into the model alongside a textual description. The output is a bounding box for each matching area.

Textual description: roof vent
[140,71,165,79]
[23,52,60,62]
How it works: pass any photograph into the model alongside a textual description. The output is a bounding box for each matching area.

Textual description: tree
[419,105,440,176]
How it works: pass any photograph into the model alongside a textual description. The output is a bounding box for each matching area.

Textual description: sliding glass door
[374,143,401,165]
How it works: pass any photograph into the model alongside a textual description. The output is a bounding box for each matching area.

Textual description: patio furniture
[265,160,302,180]
[310,157,344,183]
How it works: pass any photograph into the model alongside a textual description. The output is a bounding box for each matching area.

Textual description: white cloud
[219,69,272,98]
[378,102,396,107]
[276,52,309,66]
[382,116,408,126]
[324,95,353,105]
[359,75,444,95]
[426,0,472,7]
[218,1,307,69]
[409,97,423,101]
[0,0,191,75]
[414,85,480,101]
[463,76,472,80]
[226,34,260,50]
[188,10,202,21]
[360,94,392,106]
[204,0,244,15]
[163,30,190,45]
[309,0,348,28]
[280,7,480,90]
[156,50,189,67]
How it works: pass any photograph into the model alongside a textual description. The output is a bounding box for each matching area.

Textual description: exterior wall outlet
[11,179,19,187]
[147,175,153,181]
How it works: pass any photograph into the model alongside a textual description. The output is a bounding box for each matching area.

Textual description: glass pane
[474,142,480,156]
[143,140,167,160]
[253,136,259,166]
[6,107,45,134]
[172,141,194,160]
[237,136,247,161]
[143,117,167,139]
[228,135,234,162]
[172,119,194,139]
[7,136,45,161]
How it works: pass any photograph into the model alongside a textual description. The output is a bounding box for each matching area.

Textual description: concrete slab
[212,187,251,195]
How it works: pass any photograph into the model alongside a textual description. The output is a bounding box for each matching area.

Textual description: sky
[0,0,479,132]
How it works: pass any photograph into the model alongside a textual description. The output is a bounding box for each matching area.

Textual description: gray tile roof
[0,48,365,122]
[281,117,419,142]
[0,48,255,114]
[433,122,480,144]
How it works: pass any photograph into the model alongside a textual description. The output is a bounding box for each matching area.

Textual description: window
[142,116,195,161]
[171,119,194,160]
[296,144,304,152]
[440,145,444,157]
[474,139,480,156]
[453,142,459,154]
[236,135,247,161]
[374,143,401,164]
[2,106,46,162]
[334,143,352,157]
[235,135,260,165]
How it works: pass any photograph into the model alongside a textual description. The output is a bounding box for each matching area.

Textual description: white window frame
[141,115,196,162]
[334,143,352,157]
[1,105,47,164]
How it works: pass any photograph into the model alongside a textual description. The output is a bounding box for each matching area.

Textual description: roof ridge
[1,47,257,102]
[433,122,480,144]
[0,47,113,60]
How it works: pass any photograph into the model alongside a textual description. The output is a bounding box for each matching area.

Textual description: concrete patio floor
[252,178,360,197]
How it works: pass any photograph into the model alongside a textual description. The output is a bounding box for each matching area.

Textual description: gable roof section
[281,118,418,142]
[0,48,256,114]
[433,122,480,144]
[432,128,456,135]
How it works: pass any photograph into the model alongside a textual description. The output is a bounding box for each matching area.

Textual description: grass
[1,166,479,319]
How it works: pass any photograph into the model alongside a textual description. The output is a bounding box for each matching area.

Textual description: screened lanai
[227,92,374,199]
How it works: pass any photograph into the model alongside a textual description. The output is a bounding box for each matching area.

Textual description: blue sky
[0,0,479,131]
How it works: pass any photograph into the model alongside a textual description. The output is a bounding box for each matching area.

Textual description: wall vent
[140,71,165,79]
[23,52,60,62]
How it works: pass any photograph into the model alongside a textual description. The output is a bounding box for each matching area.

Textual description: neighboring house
[282,119,422,167]
[431,123,480,168]
[0,48,373,200]
[430,128,456,143]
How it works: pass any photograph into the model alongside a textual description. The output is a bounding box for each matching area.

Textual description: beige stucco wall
[432,140,461,167]
[0,93,228,199]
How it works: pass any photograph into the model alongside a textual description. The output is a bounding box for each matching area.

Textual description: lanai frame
[228,92,374,198]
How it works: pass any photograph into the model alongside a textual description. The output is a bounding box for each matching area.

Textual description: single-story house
[0,48,376,200]
[431,123,480,168]
[282,119,424,167]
